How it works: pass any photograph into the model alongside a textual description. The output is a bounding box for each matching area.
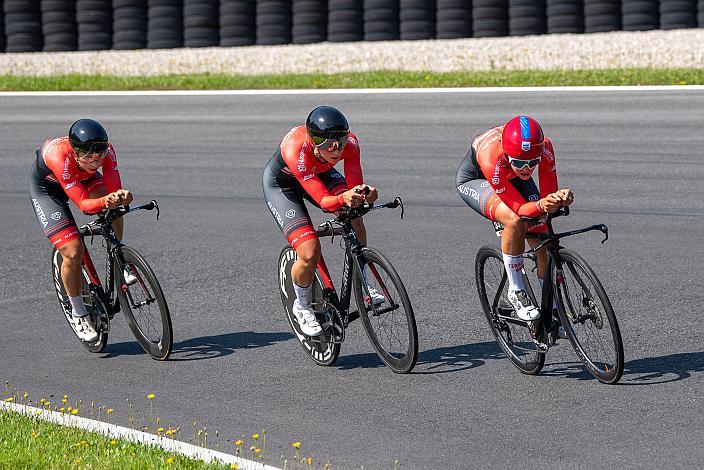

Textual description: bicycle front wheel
[354,247,418,374]
[475,246,545,375]
[115,246,173,361]
[553,249,624,384]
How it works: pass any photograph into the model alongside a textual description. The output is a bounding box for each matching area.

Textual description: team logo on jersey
[62,157,71,180]
[528,194,539,201]
[286,209,295,218]
[51,212,62,221]
[481,181,490,188]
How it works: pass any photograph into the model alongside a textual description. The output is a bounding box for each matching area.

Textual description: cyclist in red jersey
[263,106,383,336]
[456,115,573,322]
[29,119,134,341]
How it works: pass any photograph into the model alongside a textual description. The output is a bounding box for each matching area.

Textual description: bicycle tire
[553,249,624,384]
[51,248,108,353]
[353,247,418,374]
[475,246,545,375]
[115,246,173,361]
[278,247,341,367]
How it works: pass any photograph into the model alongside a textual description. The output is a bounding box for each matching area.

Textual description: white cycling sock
[69,295,87,317]
[502,253,525,292]
[293,281,312,310]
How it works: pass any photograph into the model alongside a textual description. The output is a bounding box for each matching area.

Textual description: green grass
[0,408,230,469]
[1,68,703,91]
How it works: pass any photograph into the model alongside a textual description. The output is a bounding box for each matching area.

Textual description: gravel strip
[1,29,703,77]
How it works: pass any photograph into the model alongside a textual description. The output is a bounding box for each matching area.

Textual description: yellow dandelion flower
[23,392,28,399]
[147,393,155,400]
[62,398,68,404]
[107,408,113,414]
[293,441,301,449]
[40,399,45,404]
[71,409,78,415]
[64,394,68,399]
[230,464,239,470]
[44,401,50,407]
[75,459,81,464]
[166,456,175,464]
[60,407,66,412]
[254,448,261,455]
[4,397,14,402]
[252,433,259,440]
[110,440,117,446]
[31,431,39,438]
[157,427,165,433]
[235,439,243,446]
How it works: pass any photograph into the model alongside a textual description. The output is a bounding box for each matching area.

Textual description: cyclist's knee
[59,239,83,263]
[295,239,321,266]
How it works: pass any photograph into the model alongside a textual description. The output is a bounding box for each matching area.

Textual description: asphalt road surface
[1,89,703,469]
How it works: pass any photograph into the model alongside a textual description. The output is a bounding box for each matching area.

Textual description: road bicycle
[278,197,418,374]
[475,207,624,384]
[51,200,173,360]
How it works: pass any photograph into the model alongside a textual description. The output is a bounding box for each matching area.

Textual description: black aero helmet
[69,118,109,154]
[305,106,349,146]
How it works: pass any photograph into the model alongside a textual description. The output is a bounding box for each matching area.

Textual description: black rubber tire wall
[510,0,546,36]
[148,0,183,49]
[546,0,583,33]
[400,0,435,40]
[622,0,658,31]
[364,0,398,41]
[583,0,621,33]
[184,0,219,47]
[5,0,42,52]
[473,0,508,37]
[76,0,112,50]
[699,0,704,26]
[660,0,697,29]
[329,0,363,42]
[0,8,4,51]
[436,0,471,39]
[42,0,76,51]
[220,0,254,46]
[113,0,147,50]
[292,0,326,44]
[256,0,291,45]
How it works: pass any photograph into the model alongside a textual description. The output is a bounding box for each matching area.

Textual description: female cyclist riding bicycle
[262,106,384,337]
[456,115,573,323]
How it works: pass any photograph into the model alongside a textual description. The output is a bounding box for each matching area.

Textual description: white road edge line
[1,401,281,470]
[0,85,703,96]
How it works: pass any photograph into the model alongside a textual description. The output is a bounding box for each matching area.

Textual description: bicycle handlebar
[80,200,160,237]
[316,197,404,238]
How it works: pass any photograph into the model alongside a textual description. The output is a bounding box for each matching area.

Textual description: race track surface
[1,89,703,469]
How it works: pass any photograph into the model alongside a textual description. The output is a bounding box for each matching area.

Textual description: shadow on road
[101,331,293,361]
[336,341,504,373]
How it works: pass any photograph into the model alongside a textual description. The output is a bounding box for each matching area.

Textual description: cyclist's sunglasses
[509,156,541,169]
[76,147,108,162]
[312,134,349,152]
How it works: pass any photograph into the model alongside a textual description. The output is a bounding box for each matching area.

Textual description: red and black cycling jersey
[470,126,558,218]
[35,136,122,214]
[266,125,363,211]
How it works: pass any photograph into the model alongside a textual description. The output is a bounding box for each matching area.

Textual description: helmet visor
[311,134,349,152]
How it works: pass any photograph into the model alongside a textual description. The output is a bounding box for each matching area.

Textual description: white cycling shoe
[69,314,99,342]
[508,289,541,321]
[365,287,386,306]
[292,301,322,337]
[123,266,138,286]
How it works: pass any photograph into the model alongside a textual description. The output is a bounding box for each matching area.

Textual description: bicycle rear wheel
[278,247,341,366]
[353,247,418,374]
[115,246,172,361]
[475,246,545,374]
[553,249,624,384]
[51,248,108,353]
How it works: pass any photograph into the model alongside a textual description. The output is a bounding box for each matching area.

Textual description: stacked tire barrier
[112,0,147,50]
[473,0,509,38]
[42,0,77,51]
[329,0,363,42]
[220,0,255,47]
[0,0,703,53]
[4,0,42,52]
[292,0,326,44]
[363,0,397,41]
[546,0,584,33]
[148,0,182,49]
[76,0,111,51]
[509,0,547,36]
[436,0,471,39]
[400,0,435,40]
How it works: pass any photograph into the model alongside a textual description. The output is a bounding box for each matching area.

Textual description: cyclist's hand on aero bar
[342,185,367,208]
[104,189,133,209]
[363,185,378,204]
[555,188,574,207]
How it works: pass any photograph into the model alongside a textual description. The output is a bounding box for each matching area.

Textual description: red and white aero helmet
[501,115,544,160]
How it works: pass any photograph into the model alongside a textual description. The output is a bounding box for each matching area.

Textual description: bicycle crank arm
[131,298,155,308]
[369,304,399,316]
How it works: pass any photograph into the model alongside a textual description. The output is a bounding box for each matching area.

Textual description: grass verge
[0,68,703,91]
[0,408,229,469]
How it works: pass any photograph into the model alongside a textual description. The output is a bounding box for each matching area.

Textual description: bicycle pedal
[531,338,549,352]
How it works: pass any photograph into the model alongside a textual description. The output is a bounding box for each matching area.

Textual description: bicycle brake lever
[599,224,609,243]
[395,197,404,220]
[150,200,160,220]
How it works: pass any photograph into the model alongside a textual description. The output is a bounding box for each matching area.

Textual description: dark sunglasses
[312,134,349,152]
[509,156,541,169]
